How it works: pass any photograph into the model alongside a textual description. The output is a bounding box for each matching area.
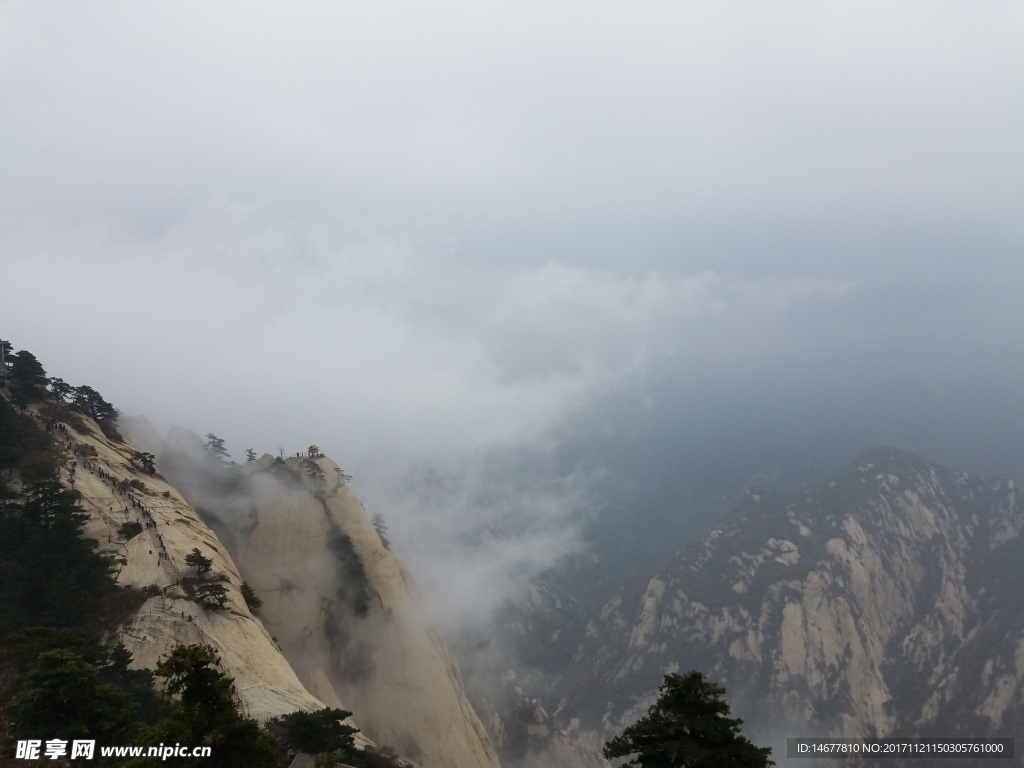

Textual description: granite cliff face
[552,448,1024,754]
[51,412,326,723]
[147,438,501,768]
[120,419,603,768]
[20,401,500,766]
[42,399,1024,766]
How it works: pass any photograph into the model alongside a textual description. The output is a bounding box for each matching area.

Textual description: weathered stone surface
[63,414,326,723]
[554,448,1024,754]
[197,454,501,768]
[72,415,501,767]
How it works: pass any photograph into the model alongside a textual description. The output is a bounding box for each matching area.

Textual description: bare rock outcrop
[183,452,501,768]
[59,413,327,723]
[554,448,1024,754]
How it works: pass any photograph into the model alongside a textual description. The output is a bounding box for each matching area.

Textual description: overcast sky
[3,2,1023,613]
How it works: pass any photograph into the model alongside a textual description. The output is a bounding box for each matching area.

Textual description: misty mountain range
[111,404,1024,768]
[4,5,1023,766]
[551,449,1023,759]
[4,341,1024,767]
[442,444,1024,766]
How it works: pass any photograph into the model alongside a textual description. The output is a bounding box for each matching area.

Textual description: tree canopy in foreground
[603,671,773,768]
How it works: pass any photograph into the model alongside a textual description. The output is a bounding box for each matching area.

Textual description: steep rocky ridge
[551,448,1024,757]
[148,437,501,768]
[123,419,606,768]
[45,409,327,723]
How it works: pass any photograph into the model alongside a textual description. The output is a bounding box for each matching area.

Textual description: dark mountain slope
[551,448,1022,760]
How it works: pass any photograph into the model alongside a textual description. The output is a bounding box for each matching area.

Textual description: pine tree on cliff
[603,671,773,768]
[149,645,277,767]
[195,583,229,610]
[8,350,48,401]
[70,385,118,425]
[47,376,73,404]
[271,707,359,757]
[205,434,230,463]
[304,458,325,483]
[185,547,212,574]
[240,582,262,614]
[371,513,390,548]
[133,451,157,475]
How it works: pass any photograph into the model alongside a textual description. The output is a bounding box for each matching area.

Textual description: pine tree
[371,513,390,548]
[195,583,229,610]
[205,434,230,463]
[8,350,48,401]
[273,707,359,757]
[133,451,157,475]
[185,547,213,574]
[7,648,136,743]
[70,385,118,424]
[148,645,277,768]
[0,480,118,638]
[603,672,773,768]
[304,458,325,483]
[240,582,262,614]
[47,376,73,403]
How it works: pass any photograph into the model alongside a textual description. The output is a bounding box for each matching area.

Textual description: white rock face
[205,455,501,768]
[556,449,1024,750]
[61,414,327,723]
[84,417,504,766]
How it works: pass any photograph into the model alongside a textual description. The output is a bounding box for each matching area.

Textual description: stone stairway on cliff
[125,598,250,716]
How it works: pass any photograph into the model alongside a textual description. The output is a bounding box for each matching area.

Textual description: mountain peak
[553,450,1024,753]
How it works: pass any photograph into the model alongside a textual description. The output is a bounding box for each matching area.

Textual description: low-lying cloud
[3,0,1023,635]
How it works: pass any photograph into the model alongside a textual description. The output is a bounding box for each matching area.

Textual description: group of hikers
[57,424,174,569]
[38,413,207,632]
[44,419,70,437]
[44,419,77,461]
